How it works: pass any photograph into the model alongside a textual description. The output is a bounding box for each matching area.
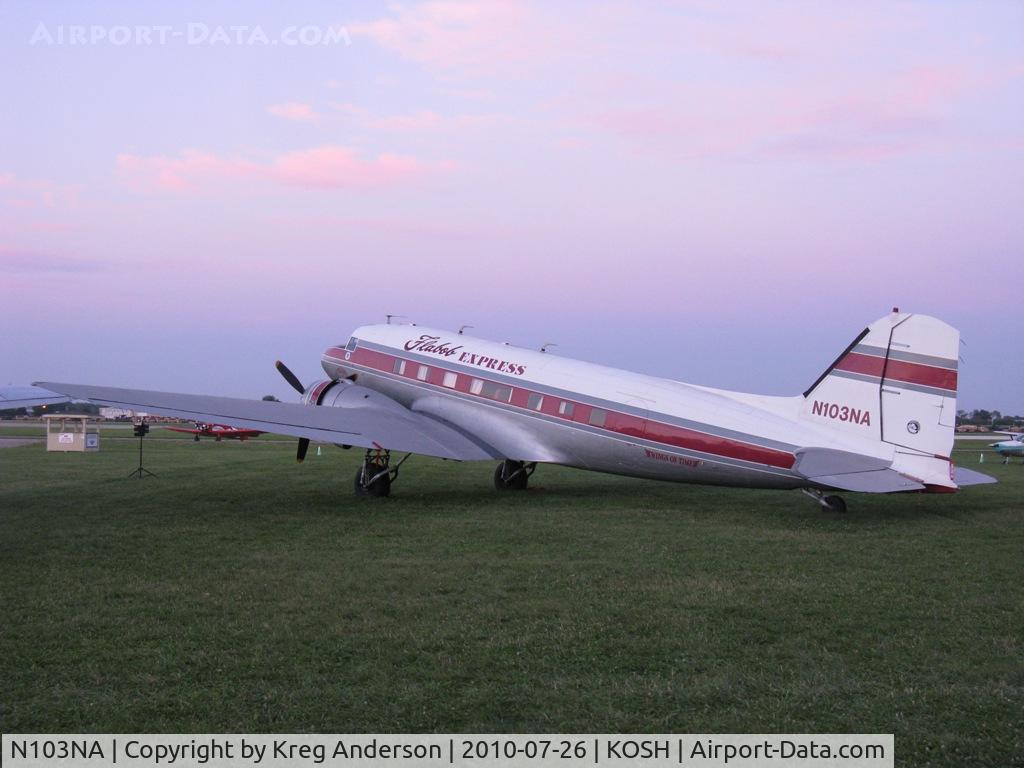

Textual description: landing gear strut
[354,447,411,498]
[800,488,847,513]
[494,460,536,490]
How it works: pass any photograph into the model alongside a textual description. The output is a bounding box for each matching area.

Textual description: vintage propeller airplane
[8,309,996,511]
[164,422,265,442]
[990,433,1024,464]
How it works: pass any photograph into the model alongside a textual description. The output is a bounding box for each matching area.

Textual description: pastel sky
[1,1,1022,412]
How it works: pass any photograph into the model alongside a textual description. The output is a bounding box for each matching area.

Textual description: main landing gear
[800,488,847,514]
[494,460,536,490]
[354,447,411,498]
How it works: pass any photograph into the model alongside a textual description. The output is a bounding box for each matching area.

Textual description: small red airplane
[164,422,264,442]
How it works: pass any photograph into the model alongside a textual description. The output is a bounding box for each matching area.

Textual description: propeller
[275,360,310,462]
[275,360,305,394]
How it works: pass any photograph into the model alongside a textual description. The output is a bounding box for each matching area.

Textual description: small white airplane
[9,309,995,511]
[990,433,1024,463]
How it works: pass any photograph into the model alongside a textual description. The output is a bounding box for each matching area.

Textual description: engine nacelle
[300,379,413,417]
[301,379,338,406]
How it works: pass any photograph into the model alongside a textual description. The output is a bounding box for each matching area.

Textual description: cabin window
[469,378,483,395]
[345,337,358,352]
[589,408,607,427]
[527,393,544,411]
[558,401,574,417]
[393,359,406,375]
[417,365,429,381]
[442,371,458,388]
[479,381,513,402]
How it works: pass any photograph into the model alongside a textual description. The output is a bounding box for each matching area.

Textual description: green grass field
[1,437,1021,767]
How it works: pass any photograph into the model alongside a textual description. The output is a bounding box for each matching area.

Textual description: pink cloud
[369,110,444,131]
[116,146,444,192]
[0,173,82,209]
[350,1,549,70]
[115,150,252,191]
[581,60,997,162]
[268,102,318,122]
[270,146,425,188]
[371,109,496,132]
[0,247,107,274]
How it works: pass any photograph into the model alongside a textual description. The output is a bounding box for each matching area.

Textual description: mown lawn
[1,439,1021,767]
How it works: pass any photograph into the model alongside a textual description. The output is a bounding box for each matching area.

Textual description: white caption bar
[2,734,893,768]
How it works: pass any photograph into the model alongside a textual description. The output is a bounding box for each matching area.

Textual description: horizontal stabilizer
[811,470,925,493]
[794,447,924,493]
[794,448,891,477]
[953,466,998,487]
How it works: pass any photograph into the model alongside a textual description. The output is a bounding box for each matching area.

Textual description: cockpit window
[345,337,359,352]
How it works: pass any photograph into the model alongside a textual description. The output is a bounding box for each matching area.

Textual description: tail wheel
[823,495,847,514]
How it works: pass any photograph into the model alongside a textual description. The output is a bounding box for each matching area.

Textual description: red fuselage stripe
[326,346,796,469]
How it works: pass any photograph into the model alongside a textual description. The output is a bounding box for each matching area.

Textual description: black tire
[494,461,528,490]
[354,466,391,498]
[824,495,847,513]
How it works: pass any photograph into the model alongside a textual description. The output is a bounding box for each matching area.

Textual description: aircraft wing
[0,385,71,410]
[35,382,499,461]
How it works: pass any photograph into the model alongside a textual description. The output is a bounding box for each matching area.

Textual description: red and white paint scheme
[165,422,264,442]
[22,309,995,511]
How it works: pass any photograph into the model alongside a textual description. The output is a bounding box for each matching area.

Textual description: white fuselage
[321,325,897,490]
[992,438,1024,458]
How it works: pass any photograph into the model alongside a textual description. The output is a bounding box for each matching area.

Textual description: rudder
[802,311,959,487]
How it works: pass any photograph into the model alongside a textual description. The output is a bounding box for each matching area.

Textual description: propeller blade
[275,360,305,394]
[278,361,311,464]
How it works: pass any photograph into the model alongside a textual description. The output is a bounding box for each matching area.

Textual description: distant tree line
[1,398,281,420]
[0,402,102,419]
[957,409,1023,429]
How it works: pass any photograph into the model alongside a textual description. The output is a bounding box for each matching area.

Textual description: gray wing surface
[953,466,997,487]
[35,382,498,461]
[0,385,71,409]
[793,447,927,492]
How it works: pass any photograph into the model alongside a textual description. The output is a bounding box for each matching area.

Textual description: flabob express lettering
[405,334,527,376]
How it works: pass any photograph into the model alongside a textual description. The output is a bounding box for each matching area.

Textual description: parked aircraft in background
[165,422,264,442]
[14,309,996,511]
[990,433,1024,463]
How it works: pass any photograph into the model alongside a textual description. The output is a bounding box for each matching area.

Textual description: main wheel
[494,461,529,490]
[823,495,847,513]
[354,465,391,497]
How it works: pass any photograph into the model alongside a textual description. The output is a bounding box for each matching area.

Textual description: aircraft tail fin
[801,311,961,489]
